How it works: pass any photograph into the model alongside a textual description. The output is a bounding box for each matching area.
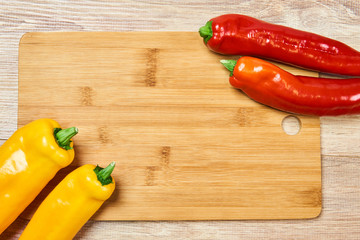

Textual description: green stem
[198,21,213,44]
[54,127,78,150]
[94,162,116,186]
[220,59,237,76]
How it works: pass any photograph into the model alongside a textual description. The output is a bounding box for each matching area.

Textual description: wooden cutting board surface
[18,32,321,220]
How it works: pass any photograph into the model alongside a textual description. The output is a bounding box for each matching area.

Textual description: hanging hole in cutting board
[281,115,301,135]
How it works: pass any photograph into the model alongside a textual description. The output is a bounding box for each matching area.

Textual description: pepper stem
[54,127,78,150]
[220,59,237,76]
[94,162,116,186]
[199,21,213,44]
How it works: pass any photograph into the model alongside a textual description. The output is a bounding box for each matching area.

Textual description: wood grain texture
[0,0,360,239]
[18,32,321,221]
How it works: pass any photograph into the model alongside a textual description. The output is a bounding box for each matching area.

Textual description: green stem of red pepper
[220,60,237,76]
[198,21,212,44]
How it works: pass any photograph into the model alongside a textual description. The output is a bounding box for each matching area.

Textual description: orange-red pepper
[221,56,360,116]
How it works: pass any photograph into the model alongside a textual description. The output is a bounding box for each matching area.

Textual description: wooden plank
[18,32,321,220]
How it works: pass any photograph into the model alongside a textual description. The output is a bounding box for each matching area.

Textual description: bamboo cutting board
[18,32,321,220]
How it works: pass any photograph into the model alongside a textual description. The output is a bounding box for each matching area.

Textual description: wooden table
[1,1,359,239]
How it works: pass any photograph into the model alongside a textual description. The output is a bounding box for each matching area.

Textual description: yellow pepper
[19,162,116,240]
[0,118,78,234]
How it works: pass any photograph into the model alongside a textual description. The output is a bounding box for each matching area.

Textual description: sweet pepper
[0,118,78,234]
[221,57,360,116]
[19,162,116,240]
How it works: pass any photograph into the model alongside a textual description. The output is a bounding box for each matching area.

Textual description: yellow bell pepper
[0,118,78,234]
[19,162,116,240]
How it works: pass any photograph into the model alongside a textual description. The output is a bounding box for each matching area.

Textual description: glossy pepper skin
[19,162,116,240]
[221,56,360,116]
[0,119,78,234]
[199,14,360,76]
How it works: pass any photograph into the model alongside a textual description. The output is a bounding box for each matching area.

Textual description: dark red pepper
[221,56,360,116]
[200,14,360,76]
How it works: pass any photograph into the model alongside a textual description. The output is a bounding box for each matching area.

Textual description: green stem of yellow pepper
[94,162,116,186]
[54,127,78,150]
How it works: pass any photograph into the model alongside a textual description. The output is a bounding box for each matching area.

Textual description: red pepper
[199,14,360,76]
[221,56,360,116]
